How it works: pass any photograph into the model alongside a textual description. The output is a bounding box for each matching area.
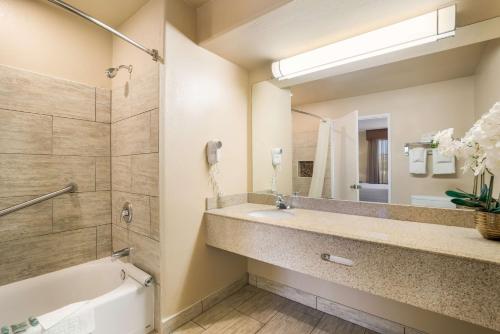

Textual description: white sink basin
[248,209,294,219]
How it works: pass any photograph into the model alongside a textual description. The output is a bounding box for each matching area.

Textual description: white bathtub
[0,258,154,334]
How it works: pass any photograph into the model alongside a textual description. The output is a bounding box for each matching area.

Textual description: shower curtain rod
[292,108,328,122]
[47,0,161,62]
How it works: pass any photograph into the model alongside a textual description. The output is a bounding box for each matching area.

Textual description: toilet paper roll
[124,263,153,287]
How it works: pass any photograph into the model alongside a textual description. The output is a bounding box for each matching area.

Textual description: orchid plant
[432,103,500,213]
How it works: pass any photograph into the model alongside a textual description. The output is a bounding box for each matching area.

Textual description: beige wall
[475,39,500,119]
[0,0,112,88]
[111,0,165,88]
[161,0,249,318]
[0,64,112,286]
[197,0,292,43]
[252,81,293,194]
[297,77,476,204]
[474,39,500,188]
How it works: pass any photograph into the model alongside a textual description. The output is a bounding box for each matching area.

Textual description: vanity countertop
[205,202,500,330]
[206,203,500,265]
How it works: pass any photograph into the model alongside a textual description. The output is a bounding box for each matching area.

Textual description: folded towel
[38,302,94,334]
[409,147,427,174]
[38,302,86,330]
[123,263,153,287]
[410,147,426,162]
[432,149,455,174]
[23,325,42,334]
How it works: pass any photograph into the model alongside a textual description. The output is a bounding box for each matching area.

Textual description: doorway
[358,114,391,203]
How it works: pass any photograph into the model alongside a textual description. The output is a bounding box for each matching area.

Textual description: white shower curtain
[308,120,332,198]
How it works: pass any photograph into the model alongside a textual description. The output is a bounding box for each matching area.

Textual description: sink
[248,209,294,219]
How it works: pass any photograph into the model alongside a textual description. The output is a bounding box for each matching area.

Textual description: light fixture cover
[272,5,456,80]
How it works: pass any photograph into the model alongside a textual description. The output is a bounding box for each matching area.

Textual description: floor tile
[257,301,323,334]
[223,285,260,308]
[169,286,374,334]
[202,310,262,334]
[193,300,234,329]
[235,290,288,323]
[311,314,365,334]
[257,276,317,308]
[194,285,260,329]
[171,321,204,334]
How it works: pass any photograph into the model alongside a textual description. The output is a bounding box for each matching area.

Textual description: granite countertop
[206,203,500,265]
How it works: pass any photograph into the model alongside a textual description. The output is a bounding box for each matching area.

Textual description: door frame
[358,113,392,203]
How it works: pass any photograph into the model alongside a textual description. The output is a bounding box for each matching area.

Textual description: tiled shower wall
[0,64,112,286]
[110,65,160,285]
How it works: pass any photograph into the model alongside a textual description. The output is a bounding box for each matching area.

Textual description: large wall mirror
[252,13,500,208]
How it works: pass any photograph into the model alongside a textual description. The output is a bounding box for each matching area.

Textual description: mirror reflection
[252,36,500,208]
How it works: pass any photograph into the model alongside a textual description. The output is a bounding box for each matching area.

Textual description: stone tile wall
[110,65,160,290]
[292,129,332,198]
[0,64,112,286]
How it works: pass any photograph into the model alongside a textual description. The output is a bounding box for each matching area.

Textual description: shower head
[105,68,118,78]
[105,65,133,79]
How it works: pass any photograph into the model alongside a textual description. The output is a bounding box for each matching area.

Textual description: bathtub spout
[112,247,132,260]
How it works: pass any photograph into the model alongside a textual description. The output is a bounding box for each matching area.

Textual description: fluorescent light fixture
[272,5,456,80]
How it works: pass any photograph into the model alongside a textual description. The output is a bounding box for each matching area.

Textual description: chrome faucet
[112,247,132,260]
[275,194,291,210]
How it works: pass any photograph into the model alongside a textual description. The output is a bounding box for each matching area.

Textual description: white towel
[123,263,153,287]
[432,149,455,174]
[24,326,42,334]
[38,301,95,334]
[409,147,427,174]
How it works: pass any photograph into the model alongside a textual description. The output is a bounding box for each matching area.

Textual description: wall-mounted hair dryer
[271,147,283,167]
[206,140,222,166]
[207,140,223,197]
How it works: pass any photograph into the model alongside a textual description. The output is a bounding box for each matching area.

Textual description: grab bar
[0,183,77,218]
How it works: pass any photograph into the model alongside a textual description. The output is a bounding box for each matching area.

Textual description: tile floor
[172,285,377,334]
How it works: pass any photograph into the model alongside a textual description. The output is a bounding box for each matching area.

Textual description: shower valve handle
[121,202,133,224]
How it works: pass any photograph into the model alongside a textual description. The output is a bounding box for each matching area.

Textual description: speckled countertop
[207,203,500,265]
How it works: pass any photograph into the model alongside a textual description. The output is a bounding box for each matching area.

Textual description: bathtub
[0,258,154,334]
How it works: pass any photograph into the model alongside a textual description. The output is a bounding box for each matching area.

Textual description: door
[333,110,359,201]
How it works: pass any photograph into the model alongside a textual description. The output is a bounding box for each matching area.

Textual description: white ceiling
[291,42,486,106]
[182,0,211,8]
[60,0,150,27]
[200,0,500,70]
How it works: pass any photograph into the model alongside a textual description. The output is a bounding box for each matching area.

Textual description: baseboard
[250,273,425,334]
[161,274,248,333]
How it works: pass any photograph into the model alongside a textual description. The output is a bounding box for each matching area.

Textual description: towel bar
[404,142,434,156]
